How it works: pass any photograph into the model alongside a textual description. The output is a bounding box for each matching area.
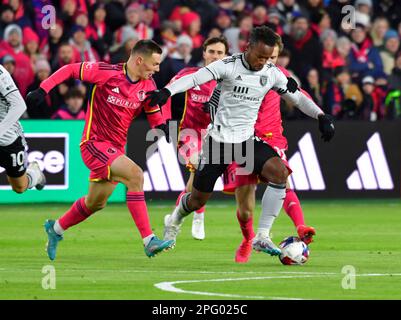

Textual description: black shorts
[0,136,27,178]
[193,135,280,193]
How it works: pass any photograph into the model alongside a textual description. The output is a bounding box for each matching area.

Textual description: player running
[146,26,334,256]
[0,64,45,194]
[163,36,228,240]
[223,42,317,263]
[26,40,174,260]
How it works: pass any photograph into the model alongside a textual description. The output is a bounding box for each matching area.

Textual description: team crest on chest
[137,90,146,101]
[259,75,267,86]
[107,147,117,155]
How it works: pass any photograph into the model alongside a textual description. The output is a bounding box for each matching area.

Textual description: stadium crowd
[1,0,401,121]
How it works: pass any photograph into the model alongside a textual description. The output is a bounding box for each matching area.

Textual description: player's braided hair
[249,26,281,48]
[131,40,162,56]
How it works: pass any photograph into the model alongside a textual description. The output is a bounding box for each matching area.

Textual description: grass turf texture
[0,199,401,300]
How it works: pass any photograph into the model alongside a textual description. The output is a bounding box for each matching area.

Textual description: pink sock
[58,197,93,230]
[126,191,153,238]
[236,210,255,241]
[175,190,186,206]
[195,206,205,214]
[283,189,305,228]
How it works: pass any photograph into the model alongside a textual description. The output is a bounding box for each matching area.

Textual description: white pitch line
[155,272,401,300]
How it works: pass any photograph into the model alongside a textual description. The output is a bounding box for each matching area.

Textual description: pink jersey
[164,67,217,132]
[41,62,164,149]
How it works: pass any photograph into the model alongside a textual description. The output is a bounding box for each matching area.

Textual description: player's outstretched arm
[0,91,27,137]
[26,63,83,107]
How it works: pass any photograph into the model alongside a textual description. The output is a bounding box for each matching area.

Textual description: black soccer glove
[155,122,171,143]
[318,114,335,142]
[26,87,47,107]
[286,77,298,93]
[202,102,210,114]
[145,88,171,107]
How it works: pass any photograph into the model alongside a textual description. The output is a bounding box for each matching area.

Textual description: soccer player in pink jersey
[224,42,317,263]
[26,40,175,260]
[163,37,228,240]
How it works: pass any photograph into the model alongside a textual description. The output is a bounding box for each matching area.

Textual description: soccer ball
[278,236,309,265]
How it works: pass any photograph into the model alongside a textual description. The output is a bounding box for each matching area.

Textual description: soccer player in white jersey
[0,64,45,193]
[146,26,335,256]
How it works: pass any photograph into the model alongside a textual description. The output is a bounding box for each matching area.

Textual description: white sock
[257,183,286,237]
[26,166,41,189]
[53,220,64,235]
[143,233,155,246]
[171,193,192,224]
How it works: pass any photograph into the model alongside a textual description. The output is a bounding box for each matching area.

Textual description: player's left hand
[286,77,298,93]
[318,114,335,142]
[145,88,171,107]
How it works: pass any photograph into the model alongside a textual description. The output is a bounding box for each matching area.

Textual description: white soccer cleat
[163,214,182,242]
[252,234,281,256]
[191,213,205,240]
[28,161,46,190]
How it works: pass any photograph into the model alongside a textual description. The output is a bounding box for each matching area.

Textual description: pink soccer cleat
[235,239,253,263]
[297,225,316,245]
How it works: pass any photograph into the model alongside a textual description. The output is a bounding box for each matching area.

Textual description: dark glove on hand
[26,87,46,107]
[318,114,335,142]
[145,88,171,107]
[155,123,171,143]
[286,77,298,93]
[202,102,210,114]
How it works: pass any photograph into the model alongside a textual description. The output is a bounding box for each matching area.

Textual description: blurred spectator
[283,15,322,83]
[224,14,253,54]
[359,76,385,121]
[215,9,233,31]
[52,87,85,120]
[252,5,268,27]
[379,29,400,76]
[155,21,177,61]
[336,36,351,63]
[154,34,195,87]
[23,27,40,65]
[266,8,285,35]
[110,25,139,64]
[0,54,16,77]
[208,27,223,39]
[0,5,15,38]
[320,29,345,78]
[0,24,34,97]
[181,11,203,49]
[370,16,390,48]
[41,20,65,64]
[26,59,61,119]
[4,0,34,29]
[104,0,127,32]
[276,0,303,27]
[69,25,99,62]
[385,52,401,119]
[355,0,373,16]
[122,3,153,40]
[51,43,77,71]
[326,0,352,31]
[304,67,323,107]
[89,2,113,60]
[348,23,384,80]
[60,0,79,32]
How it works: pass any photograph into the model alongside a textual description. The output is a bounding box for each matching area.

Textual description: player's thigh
[109,155,143,185]
[86,180,116,211]
[235,184,256,214]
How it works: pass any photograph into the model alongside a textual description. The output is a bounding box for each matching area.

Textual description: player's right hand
[145,88,171,107]
[26,87,46,107]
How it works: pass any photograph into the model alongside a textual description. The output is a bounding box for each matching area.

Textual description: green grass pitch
[1,199,401,300]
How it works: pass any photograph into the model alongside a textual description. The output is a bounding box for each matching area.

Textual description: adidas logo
[288,133,325,191]
[347,133,394,190]
[112,87,119,93]
[143,137,224,191]
[235,75,242,81]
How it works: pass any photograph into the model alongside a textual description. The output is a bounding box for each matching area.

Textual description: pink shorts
[177,129,204,173]
[223,146,292,193]
[80,140,124,184]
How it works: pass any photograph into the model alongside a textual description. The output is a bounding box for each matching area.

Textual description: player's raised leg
[111,155,175,257]
[45,180,115,261]
[234,184,256,263]
[283,187,315,244]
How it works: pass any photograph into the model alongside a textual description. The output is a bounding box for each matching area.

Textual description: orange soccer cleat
[297,225,316,245]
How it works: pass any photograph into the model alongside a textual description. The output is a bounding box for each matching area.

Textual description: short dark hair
[131,40,162,56]
[65,87,83,100]
[249,26,280,48]
[203,36,229,54]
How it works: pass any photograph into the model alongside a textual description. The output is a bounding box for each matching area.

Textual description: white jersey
[166,53,322,143]
[0,64,26,146]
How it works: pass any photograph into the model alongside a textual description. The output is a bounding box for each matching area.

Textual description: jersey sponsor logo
[346,133,394,190]
[137,90,146,101]
[190,93,210,103]
[233,86,249,94]
[260,76,267,86]
[288,133,325,191]
[111,87,120,93]
[107,95,141,109]
[235,75,242,81]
